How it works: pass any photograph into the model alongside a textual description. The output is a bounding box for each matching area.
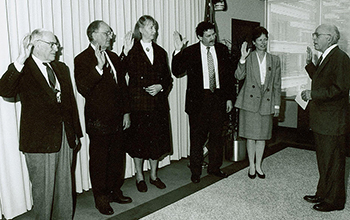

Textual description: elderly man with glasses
[74,20,133,215]
[0,29,83,219]
[302,24,350,212]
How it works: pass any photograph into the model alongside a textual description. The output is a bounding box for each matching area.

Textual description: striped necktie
[207,47,216,92]
[43,63,56,89]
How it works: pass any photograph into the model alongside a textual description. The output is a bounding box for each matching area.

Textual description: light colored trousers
[25,125,73,220]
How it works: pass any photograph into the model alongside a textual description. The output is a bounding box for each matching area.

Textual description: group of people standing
[0,13,348,220]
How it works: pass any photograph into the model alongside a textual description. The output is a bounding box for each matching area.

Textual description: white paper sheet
[295,91,309,110]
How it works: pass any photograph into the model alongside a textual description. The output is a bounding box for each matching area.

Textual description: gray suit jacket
[235,51,281,115]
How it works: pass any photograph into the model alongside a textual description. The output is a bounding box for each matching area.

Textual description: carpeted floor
[140,147,350,220]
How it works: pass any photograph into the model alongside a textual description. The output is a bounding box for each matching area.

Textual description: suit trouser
[88,132,125,202]
[25,125,73,220]
[314,132,346,207]
[188,91,226,177]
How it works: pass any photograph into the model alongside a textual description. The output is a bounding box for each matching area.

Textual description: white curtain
[0,0,205,219]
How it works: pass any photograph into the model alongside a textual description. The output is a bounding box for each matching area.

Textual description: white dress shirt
[200,42,220,89]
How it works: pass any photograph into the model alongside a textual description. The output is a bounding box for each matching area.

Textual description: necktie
[43,63,56,89]
[316,55,323,68]
[104,52,118,83]
[207,47,216,92]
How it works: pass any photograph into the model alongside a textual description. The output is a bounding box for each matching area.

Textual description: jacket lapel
[27,57,57,99]
[263,53,272,91]
[316,46,338,74]
[251,51,262,87]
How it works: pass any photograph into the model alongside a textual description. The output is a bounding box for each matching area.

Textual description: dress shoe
[208,170,228,178]
[248,171,256,179]
[109,193,132,204]
[95,198,114,215]
[191,175,200,183]
[150,177,166,189]
[256,171,265,179]
[136,180,148,192]
[313,202,344,212]
[303,195,323,203]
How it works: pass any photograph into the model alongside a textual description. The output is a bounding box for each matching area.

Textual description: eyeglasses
[37,39,59,48]
[312,33,331,38]
[95,31,114,37]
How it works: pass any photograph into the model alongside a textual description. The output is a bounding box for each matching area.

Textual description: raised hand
[173,31,188,51]
[123,31,134,55]
[240,41,251,60]
[95,44,106,70]
[16,33,34,65]
[306,46,313,64]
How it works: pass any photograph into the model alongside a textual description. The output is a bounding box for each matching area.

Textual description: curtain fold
[0,0,204,219]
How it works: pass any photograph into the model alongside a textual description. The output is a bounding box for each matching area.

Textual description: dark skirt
[126,111,171,160]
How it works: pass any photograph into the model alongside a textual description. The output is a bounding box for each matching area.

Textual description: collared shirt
[91,44,118,83]
[14,55,61,91]
[256,52,267,85]
[140,40,154,64]
[319,44,338,66]
[200,42,220,89]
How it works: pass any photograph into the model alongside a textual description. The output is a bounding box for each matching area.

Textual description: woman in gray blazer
[235,27,281,179]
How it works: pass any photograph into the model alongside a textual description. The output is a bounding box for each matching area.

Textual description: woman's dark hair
[133,15,158,41]
[252,26,268,42]
[195,21,216,38]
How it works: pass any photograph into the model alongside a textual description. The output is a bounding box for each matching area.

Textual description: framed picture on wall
[231,18,260,66]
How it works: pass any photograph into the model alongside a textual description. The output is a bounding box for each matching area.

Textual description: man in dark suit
[172,21,234,183]
[302,24,350,212]
[74,20,132,215]
[0,29,83,219]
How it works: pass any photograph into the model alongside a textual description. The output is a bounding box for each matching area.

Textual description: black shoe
[109,192,132,204]
[150,178,166,189]
[248,171,256,179]
[303,195,324,203]
[208,170,228,178]
[191,175,200,183]
[313,202,344,212]
[136,180,148,192]
[95,198,114,215]
[256,171,265,179]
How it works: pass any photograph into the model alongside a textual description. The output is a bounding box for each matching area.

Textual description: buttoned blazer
[234,51,281,115]
[125,40,172,112]
[0,57,83,153]
[305,46,350,135]
[74,46,130,135]
[172,42,234,115]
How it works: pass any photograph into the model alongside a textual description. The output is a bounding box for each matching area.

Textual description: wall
[215,0,266,42]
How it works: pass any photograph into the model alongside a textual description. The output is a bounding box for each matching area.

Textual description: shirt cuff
[95,66,103,75]
[14,61,24,72]
[239,59,246,64]
[274,105,280,110]
[174,50,181,56]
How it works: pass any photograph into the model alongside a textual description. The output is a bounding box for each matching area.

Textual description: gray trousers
[25,125,73,220]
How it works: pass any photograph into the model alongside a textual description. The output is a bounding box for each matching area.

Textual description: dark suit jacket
[305,46,350,135]
[74,46,130,135]
[172,42,234,115]
[126,41,172,112]
[0,57,83,153]
[234,51,281,115]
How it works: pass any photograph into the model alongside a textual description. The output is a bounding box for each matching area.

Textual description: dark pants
[188,91,226,177]
[89,132,125,202]
[314,132,346,207]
